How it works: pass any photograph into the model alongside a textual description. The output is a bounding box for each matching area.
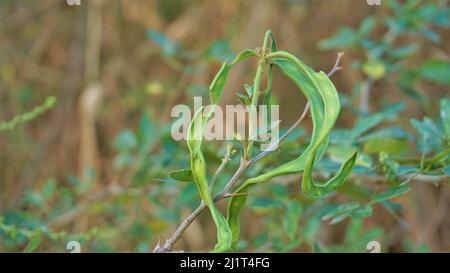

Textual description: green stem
[246,30,272,159]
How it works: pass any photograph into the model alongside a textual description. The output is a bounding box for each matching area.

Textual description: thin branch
[214,157,250,199]
[48,184,143,228]
[249,103,310,165]
[209,144,235,192]
[222,192,248,198]
[154,159,250,253]
[327,51,344,77]
[153,52,345,253]
[153,202,205,253]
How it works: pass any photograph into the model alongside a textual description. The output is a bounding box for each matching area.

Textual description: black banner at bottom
[2,253,446,272]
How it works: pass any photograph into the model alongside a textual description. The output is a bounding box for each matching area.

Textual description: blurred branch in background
[77,0,103,222]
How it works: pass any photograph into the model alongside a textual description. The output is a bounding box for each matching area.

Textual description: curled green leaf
[227,50,357,249]
[187,107,232,252]
[185,49,257,252]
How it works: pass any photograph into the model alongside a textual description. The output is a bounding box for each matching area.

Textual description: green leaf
[283,200,303,239]
[419,5,450,27]
[138,112,156,152]
[24,191,45,207]
[358,16,376,36]
[382,200,403,212]
[24,234,42,253]
[264,31,277,120]
[330,211,352,225]
[113,129,137,152]
[227,50,357,248]
[187,108,232,252]
[372,185,411,203]
[389,44,419,59]
[42,179,57,200]
[268,53,356,199]
[205,39,236,62]
[444,165,450,176]
[283,238,302,252]
[418,27,441,44]
[411,118,445,154]
[363,138,408,155]
[244,84,253,97]
[249,197,284,211]
[114,153,133,168]
[319,27,358,50]
[397,84,427,103]
[302,218,321,242]
[352,103,405,138]
[236,92,251,105]
[209,49,256,107]
[358,126,412,142]
[168,169,193,182]
[321,203,359,221]
[352,205,373,219]
[440,99,450,137]
[327,146,372,167]
[330,129,354,145]
[417,59,450,84]
[147,30,179,56]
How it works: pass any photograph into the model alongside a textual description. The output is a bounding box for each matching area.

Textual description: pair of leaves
[227,51,357,249]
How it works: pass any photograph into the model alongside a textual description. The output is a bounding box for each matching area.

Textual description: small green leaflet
[372,185,411,203]
[283,200,303,240]
[417,59,450,84]
[440,99,450,138]
[169,169,193,182]
[24,235,42,253]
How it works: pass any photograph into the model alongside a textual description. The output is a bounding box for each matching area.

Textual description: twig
[249,103,310,164]
[352,173,449,185]
[153,52,345,252]
[153,202,205,253]
[327,52,344,77]
[48,184,142,228]
[209,144,235,192]
[214,158,250,199]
